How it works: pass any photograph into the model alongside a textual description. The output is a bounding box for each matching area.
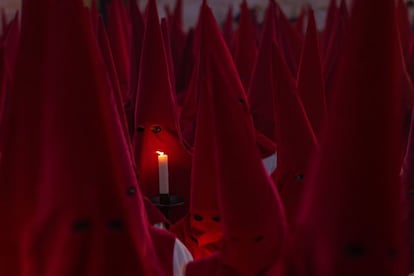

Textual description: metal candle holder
[150,194,184,220]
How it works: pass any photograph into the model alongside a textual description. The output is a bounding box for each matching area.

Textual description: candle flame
[156,151,165,156]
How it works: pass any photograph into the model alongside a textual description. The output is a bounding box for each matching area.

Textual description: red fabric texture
[294,7,305,36]
[88,0,99,35]
[126,0,145,138]
[169,0,187,92]
[0,0,175,275]
[321,0,339,53]
[323,12,346,102]
[0,13,19,131]
[222,6,234,50]
[403,108,414,274]
[0,45,5,126]
[295,0,405,274]
[1,9,7,36]
[270,41,318,225]
[233,0,258,92]
[0,1,51,273]
[133,0,191,222]
[96,17,132,160]
[256,129,277,158]
[172,213,222,260]
[143,197,169,226]
[248,1,278,144]
[161,18,176,93]
[106,0,131,101]
[176,27,195,97]
[397,0,412,60]
[338,0,349,25]
[297,8,327,138]
[172,3,225,258]
[274,2,303,78]
[185,3,287,275]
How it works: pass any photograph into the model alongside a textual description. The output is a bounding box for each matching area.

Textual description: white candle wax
[156,151,169,194]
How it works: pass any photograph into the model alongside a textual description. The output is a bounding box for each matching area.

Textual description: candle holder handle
[150,194,184,220]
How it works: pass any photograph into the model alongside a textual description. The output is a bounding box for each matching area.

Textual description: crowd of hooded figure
[0,0,413,275]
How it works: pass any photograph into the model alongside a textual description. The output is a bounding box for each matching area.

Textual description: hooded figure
[295,0,406,274]
[233,0,258,92]
[171,12,222,257]
[0,0,191,274]
[185,3,288,275]
[271,40,318,226]
[133,0,192,222]
[296,8,327,138]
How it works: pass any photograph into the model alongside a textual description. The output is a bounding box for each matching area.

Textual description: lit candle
[156,151,169,194]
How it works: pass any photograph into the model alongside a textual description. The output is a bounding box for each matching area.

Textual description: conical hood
[222,5,234,49]
[248,1,278,143]
[322,0,339,53]
[271,40,318,225]
[1,0,170,274]
[133,0,191,221]
[274,2,303,77]
[173,36,222,259]
[297,8,327,138]
[106,0,131,101]
[187,3,287,275]
[126,0,145,138]
[295,7,306,36]
[170,0,186,92]
[323,13,346,101]
[0,12,19,130]
[233,0,258,92]
[0,0,51,273]
[296,0,405,274]
[176,27,195,97]
[96,16,133,161]
[339,0,349,25]
[161,18,176,93]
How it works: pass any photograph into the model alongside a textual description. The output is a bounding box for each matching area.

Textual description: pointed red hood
[274,2,303,77]
[0,12,19,128]
[222,5,234,49]
[1,9,6,36]
[106,0,131,101]
[161,18,176,93]
[323,10,346,101]
[186,3,287,275]
[248,1,278,144]
[96,16,133,162]
[297,8,327,138]
[176,27,195,97]
[295,7,306,36]
[0,0,175,274]
[322,0,339,53]
[133,0,191,221]
[126,0,145,135]
[169,0,186,92]
[233,0,258,92]
[189,64,218,216]
[0,0,52,272]
[89,0,99,35]
[172,36,222,258]
[339,0,349,25]
[296,0,405,274]
[271,40,318,224]
[1,12,19,78]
